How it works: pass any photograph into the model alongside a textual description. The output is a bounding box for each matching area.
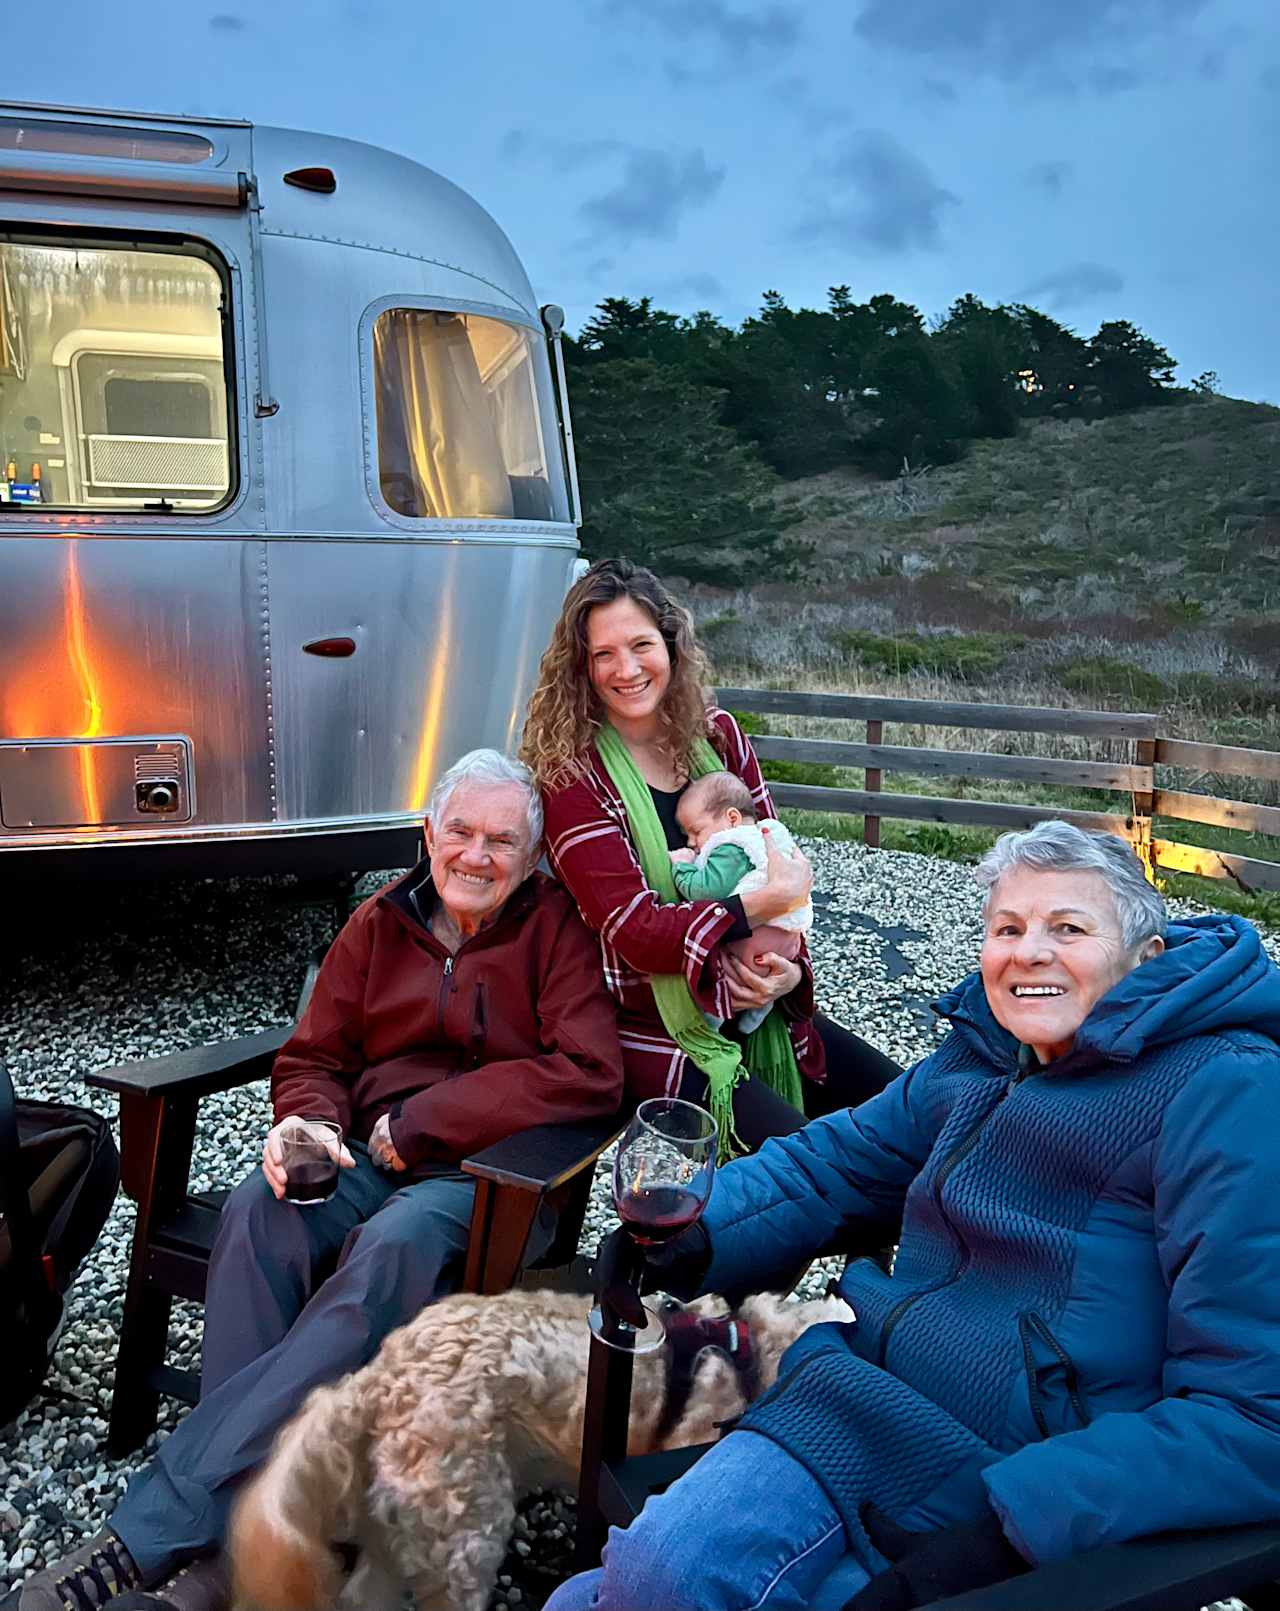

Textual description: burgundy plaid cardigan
[542,708,826,1105]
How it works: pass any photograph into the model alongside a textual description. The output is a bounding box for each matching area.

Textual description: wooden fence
[718,686,1280,896]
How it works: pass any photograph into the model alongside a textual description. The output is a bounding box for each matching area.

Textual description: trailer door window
[373,308,567,522]
[0,239,233,513]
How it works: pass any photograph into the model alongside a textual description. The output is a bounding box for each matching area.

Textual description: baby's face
[678,801,734,851]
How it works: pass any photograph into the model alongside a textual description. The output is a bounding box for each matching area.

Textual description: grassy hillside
[772,396,1280,635]
[677,395,1280,920]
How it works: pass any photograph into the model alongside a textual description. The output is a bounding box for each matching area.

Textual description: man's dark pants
[108,1144,516,1584]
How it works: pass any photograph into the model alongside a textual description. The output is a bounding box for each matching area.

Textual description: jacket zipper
[1019,1311,1091,1435]
[877,1064,1032,1366]
[436,953,454,1035]
[471,982,487,1067]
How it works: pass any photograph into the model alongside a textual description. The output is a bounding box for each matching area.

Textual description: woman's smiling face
[980,865,1161,1064]
[585,597,672,736]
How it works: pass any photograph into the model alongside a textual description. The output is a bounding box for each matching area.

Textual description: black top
[648,782,750,940]
[649,784,686,852]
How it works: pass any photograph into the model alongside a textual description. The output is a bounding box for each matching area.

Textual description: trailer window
[373,309,567,521]
[0,239,233,513]
[0,116,214,165]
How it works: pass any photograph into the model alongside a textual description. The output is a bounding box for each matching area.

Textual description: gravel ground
[2,843,1276,1605]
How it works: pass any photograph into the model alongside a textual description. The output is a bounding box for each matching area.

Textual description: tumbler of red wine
[591,1098,717,1354]
[280,1119,343,1206]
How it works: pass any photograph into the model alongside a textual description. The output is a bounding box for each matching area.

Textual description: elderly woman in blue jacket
[548,819,1280,1611]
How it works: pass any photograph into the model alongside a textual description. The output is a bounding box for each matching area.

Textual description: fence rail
[717,686,1280,896]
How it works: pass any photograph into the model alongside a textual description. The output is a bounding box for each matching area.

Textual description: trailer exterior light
[283,166,337,193]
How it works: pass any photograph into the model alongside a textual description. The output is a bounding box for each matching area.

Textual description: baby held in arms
[671,772,814,1033]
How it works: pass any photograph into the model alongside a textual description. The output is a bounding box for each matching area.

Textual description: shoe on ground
[0,1528,142,1610]
[103,1556,228,1611]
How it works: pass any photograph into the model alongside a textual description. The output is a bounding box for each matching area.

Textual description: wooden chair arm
[923,1522,1280,1611]
[461,1113,624,1296]
[461,1113,624,1194]
[85,1026,290,1103]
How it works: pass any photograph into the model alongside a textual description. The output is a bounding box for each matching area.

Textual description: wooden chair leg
[463,1180,543,1296]
[109,1090,196,1455]
[108,1280,172,1456]
[575,1321,635,1569]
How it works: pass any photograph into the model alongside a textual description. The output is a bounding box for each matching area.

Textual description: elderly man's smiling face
[424,780,537,936]
[980,866,1163,1064]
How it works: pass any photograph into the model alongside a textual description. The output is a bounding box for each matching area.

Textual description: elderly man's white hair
[426,749,543,850]
[975,820,1167,950]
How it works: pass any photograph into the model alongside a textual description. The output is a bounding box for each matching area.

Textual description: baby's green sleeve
[672,844,756,901]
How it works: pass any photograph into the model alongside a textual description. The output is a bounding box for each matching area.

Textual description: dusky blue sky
[17,0,1279,401]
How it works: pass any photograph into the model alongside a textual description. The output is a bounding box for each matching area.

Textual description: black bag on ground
[0,1061,120,1426]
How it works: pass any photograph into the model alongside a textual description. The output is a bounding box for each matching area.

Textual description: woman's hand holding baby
[740,825,813,925]
[724,950,803,1012]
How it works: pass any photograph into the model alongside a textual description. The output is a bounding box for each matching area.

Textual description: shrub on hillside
[833,630,1024,681]
[1059,656,1165,707]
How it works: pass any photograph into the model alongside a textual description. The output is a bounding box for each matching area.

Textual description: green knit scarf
[594,724,803,1160]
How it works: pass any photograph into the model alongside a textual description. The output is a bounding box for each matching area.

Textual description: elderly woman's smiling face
[980,865,1163,1064]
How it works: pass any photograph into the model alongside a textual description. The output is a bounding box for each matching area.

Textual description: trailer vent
[135,746,186,785]
[86,434,228,493]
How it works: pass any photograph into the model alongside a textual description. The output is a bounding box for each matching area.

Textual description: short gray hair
[426,749,543,851]
[974,820,1166,949]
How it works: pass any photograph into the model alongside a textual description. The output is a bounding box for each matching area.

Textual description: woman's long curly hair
[520,558,716,791]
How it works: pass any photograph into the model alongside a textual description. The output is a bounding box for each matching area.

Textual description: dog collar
[653,1308,758,1445]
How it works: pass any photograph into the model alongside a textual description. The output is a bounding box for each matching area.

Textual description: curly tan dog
[230,1286,844,1611]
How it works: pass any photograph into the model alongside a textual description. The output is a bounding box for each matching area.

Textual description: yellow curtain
[374,310,513,519]
[0,247,13,374]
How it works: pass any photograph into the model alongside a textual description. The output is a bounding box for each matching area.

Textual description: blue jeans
[111,1149,485,1583]
[544,1430,871,1611]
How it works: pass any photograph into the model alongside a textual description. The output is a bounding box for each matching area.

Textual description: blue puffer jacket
[702,914,1280,1566]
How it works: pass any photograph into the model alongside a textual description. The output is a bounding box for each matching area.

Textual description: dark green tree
[1086,320,1177,411]
[571,296,688,365]
[859,329,969,472]
[570,358,810,583]
[933,295,1023,439]
[690,296,858,478]
[1006,305,1090,411]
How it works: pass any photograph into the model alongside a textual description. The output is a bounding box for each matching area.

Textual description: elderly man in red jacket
[9,750,623,1611]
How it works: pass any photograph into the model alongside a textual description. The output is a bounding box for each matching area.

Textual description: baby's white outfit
[693,818,813,1037]
[696,817,814,934]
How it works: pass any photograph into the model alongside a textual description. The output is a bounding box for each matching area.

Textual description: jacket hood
[936,911,1280,1071]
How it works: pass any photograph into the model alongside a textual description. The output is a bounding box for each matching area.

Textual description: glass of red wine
[591,1097,718,1354]
[281,1119,343,1206]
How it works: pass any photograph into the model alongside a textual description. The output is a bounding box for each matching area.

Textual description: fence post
[864,718,883,849]
[1132,736,1157,882]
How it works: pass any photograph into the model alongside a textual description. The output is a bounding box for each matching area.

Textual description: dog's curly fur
[230,1287,844,1611]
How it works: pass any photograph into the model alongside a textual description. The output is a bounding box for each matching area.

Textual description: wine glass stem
[602,1232,647,1342]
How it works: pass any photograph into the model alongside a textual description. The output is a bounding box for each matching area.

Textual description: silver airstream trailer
[0,101,582,876]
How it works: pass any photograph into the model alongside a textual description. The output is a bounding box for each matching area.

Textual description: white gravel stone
[2,854,1274,1607]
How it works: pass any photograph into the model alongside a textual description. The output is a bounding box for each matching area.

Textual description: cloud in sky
[208,12,247,29]
[1025,159,1072,196]
[798,130,958,252]
[853,0,1208,85]
[615,0,802,61]
[1019,261,1125,310]
[580,147,727,244]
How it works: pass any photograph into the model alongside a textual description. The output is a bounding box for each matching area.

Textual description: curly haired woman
[520,558,900,1153]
